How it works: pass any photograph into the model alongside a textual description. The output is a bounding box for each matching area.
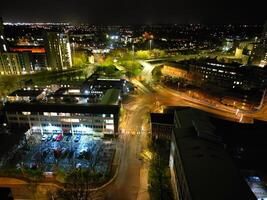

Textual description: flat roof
[4,102,120,114]
[174,108,211,128]
[150,113,174,125]
[172,109,256,200]
[8,89,43,97]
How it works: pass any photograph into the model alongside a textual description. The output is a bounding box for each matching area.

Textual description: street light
[149,40,152,51]
[132,45,135,60]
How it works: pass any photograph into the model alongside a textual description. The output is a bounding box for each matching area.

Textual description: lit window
[50,112,57,116]
[106,125,114,130]
[22,112,31,115]
[105,119,113,124]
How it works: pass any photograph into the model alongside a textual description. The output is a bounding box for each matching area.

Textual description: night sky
[0,0,266,24]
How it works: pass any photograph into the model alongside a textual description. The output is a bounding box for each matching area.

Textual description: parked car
[46,134,53,141]
[52,134,58,141]
[66,135,72,142]
[74,134,81,142]
[41,134,48,141]
[76,163,82,169]
[56,134,63,141]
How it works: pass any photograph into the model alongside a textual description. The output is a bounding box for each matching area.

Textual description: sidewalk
[137,166,149,200]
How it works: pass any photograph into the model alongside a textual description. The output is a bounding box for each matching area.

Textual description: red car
[56,134,63,141]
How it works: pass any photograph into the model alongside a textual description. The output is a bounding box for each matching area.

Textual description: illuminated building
[0,52,31,75]
[44,32,72,70]
[169,108,257,200]
[4,87,120,137]
[162,59,267,107]
[10,47,48,71]
[7,88,45,102]
[222,38,236,52]
[0,17,7,52]
[82,77,133,94]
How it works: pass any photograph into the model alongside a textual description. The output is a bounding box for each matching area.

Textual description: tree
[55,142,105,200]
[25,168,43,200]
[0,76,19,97]
[56,169,95,200]
[152,66,163,82]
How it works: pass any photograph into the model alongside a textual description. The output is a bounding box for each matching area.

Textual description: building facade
[44,32,72,70]
[10,47,48,71]
[5,103,119,137]
[0,52,31,75]
[4,87,121,137]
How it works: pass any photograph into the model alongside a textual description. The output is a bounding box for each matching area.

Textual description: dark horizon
[0,0,266,25]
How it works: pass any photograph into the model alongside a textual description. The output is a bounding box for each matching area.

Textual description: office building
[44,32,72,70]
[4,87,120,137]
[169,108,257,200]
[162,59,267,107]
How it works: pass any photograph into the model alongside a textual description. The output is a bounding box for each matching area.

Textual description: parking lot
[8,132,116,176]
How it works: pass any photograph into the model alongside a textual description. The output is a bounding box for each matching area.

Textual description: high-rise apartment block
[44,32,72,70]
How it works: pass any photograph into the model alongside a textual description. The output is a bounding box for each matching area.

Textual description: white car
[41,134,48,141]
[76,163,82,168]
[52,134,58,141]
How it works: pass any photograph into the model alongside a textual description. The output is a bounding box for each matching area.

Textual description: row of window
[27,112,114,118]
[8,115,114,123]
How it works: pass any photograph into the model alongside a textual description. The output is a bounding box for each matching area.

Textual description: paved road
[102,88,188,200]
[103,93,159,200]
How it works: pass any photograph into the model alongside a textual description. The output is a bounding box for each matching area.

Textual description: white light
[61,118,79,123]
[106,119,113,123]
[84,90,89,94]
[50,112,57,116]
[22,112,31,115]
[3,44,7,52]
[106,124,114,130]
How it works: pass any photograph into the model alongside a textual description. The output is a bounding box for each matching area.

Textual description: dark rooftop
[4,102,120,114]
[8,89,44,97]
[172,108,257,200]
[150,113,174,125]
